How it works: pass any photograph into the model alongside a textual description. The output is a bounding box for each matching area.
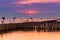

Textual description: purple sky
[0,0,60,18]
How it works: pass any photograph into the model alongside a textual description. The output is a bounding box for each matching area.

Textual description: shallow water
[0,31,60,40]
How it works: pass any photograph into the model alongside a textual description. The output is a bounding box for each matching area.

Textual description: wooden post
[1,16,5,38]
[13,17,16,23]
[30,17,33,22]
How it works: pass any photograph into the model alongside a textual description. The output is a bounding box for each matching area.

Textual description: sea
[0,31,60,40]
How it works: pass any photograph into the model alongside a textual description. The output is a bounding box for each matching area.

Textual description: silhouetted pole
[13,17,16,30]
[2,16,5,24]
[30,17,33,22]
[27,17,28,22]
[1,16,5,38]
[13,17,16,23]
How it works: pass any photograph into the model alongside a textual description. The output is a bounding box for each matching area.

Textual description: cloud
[12,0,60,4]
[0,4,8,8]
[8,2,60,16]
[0,0,60,17]
[17,8,53,16]
[17,9,37,15]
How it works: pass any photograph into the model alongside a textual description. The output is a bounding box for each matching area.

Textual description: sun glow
[27,10,37,15]
[17,8,37,16]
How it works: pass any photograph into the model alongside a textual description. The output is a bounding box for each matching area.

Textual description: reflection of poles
[35,26,36,32]
[34,26,37,35]
[2,16,5,24]
[13,17,16,23]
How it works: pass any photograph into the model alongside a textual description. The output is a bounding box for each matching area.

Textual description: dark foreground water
[0,31,60,40]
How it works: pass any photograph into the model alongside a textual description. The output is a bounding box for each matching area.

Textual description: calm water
[0,31,60,40]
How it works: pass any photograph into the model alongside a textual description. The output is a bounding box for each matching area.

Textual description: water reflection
[0,31,60,40]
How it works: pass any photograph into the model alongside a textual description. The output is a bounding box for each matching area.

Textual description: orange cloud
[17,8,53,16]
[17,9,37,15]
[13,0,60,4]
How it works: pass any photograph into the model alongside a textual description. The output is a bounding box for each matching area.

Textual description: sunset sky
[0,0,60,18]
